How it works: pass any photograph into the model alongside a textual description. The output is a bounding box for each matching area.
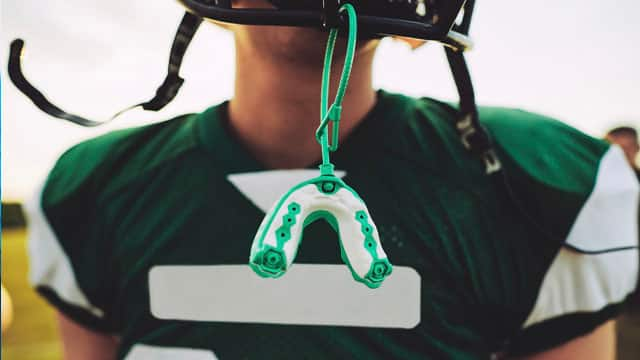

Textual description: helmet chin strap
[446,0,502,175]
[7,12,202,126]
[446,48,502,175]
[249,4,393,289]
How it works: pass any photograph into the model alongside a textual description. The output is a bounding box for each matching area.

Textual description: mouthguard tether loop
[249,4,393,288]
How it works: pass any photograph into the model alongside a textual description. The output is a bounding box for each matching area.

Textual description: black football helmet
[8,0,499,172]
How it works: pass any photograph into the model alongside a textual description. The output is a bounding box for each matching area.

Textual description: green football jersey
[25,90,639,359]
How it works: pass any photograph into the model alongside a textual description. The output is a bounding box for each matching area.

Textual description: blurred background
[1,0,639,359]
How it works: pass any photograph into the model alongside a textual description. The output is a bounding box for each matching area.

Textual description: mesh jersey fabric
[25,90,639,359]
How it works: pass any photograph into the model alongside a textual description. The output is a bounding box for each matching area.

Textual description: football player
[13,1,639,359]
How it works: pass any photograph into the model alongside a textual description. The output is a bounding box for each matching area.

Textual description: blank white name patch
[149,264,421,328]
[124,344,217,360]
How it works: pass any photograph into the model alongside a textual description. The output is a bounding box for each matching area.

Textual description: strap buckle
[482,148,502,174]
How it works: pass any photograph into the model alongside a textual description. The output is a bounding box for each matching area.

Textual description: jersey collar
[195,90,400,174]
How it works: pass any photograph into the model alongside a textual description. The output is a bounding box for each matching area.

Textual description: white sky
[2,0,639,201]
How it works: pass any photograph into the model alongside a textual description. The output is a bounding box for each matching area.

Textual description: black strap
[7,12,202,127]
[444,0,501,174]
[445,45,501,174]
[8,39,104,126]
[445,48,484,149]
[143,12,202,111]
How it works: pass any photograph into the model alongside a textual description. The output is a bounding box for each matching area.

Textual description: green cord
[319,30,337,171]
[317,3,358,174]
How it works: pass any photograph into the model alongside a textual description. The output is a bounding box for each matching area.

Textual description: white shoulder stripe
[523,248,638,328]
[24,178,104,318]
[523,146,639,328]
[565,146,639,252]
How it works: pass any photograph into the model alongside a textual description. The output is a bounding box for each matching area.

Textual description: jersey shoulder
[478,107,635,245]
[381,95,637,355]
[394,94,609,189]
[477,107,638,354]
[28,112,203,332]
[480,106,609,192]
[43,113,199,207]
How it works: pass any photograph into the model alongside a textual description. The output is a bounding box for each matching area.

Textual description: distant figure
[606,126,640,179]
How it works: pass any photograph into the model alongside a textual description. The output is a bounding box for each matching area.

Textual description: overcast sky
[2,0,639,201]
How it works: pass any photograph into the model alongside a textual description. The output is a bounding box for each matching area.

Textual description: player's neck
[228,43,377,169]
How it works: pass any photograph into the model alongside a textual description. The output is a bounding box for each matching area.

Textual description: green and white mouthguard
[249,4,393,289]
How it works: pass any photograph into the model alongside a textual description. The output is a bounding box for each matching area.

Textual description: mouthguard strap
[316,3,358,171]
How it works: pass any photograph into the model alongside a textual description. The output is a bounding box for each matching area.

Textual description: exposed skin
[517,321,616,360]
[606,133,640,169]
[56,0,617,358]
[57,313,118,360]
[224,0,379,168]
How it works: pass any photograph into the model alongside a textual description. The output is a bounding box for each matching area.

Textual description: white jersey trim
[564,146,639,252]
[24,178,104,318]
[523,146,639,328]
[227,169,346,213]
[124,344,217,360]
